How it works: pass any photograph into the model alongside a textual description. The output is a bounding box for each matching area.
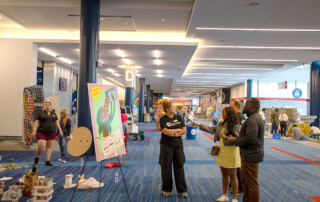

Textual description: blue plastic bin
[186,126,198,140]
[273,133,280,139]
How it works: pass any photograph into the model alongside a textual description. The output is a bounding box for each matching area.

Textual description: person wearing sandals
[159,101,188,198]
[192,107,241,202]
[58,109,71,163]
[31,102,63,166]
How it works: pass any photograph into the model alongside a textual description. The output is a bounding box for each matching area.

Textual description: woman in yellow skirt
[192,107,241,202]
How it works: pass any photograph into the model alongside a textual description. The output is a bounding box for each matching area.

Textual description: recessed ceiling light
[161,19,166,22]
[155,59,161,66]
[124,58,131,65]
[198,45,320,50]
[184,73,258,76]
[115,49,125,58]
[0,16,2,20]
[59,57,72,65]
[192,58,298,62]
[196,27,320,32]
[39,48,57,57]
[156,70,163,74]
[117,65,143,69]
[154,50,160,58]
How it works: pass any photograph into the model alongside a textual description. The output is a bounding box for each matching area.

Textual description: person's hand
[55,136,58,141]
[31,131,36,137]
[59,131,63,137]
[191,122,199,126]
[66,136,70,140]
[219,133,228,139]
[227,137,237,144]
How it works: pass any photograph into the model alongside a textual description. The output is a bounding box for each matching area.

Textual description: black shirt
[160,114,186,148]
[237,112,245,123]
[36,110,58,133]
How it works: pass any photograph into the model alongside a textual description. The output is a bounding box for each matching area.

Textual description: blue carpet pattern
[0,120,320,202]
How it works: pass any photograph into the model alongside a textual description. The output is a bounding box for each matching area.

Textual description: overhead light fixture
[0,16,2,20]
[59,57,72,65]
[136,74,141,77]
[196,27,320,32]
[117,65,143,69]
[156,59,161,66]
[161,19,166,22]
[184,73,258,76]
[113,73,120,77]
[124,58,131,65]
[39,48,57,57]
[116,49,125,58]
[106,69,114,73]
[183,76,249,79]
[188,66,274,70]
[157,73,162,77]
[154,50,160,58]
[155,70,163,74]
[198,45,320,51]
[192,58,298,62]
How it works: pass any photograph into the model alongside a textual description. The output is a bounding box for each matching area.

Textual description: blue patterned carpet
[0,119,320,202]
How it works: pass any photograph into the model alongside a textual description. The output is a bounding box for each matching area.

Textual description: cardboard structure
[88,84,126,161]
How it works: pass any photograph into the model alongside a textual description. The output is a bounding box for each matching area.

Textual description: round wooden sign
[67,127,92,157]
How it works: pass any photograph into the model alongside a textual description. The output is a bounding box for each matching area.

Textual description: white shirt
[259,111,265,121]
[188,111,194,120]
[310,126,320,133]
[279,113,288,121]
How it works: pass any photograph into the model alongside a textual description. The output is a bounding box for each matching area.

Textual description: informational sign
[278,81,287,90]
[88,84,126,161]
[292,88,302,98]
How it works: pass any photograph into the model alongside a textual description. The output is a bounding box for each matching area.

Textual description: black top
[235,112,265,163]
[60,118,72,136]
[237,112,245,124]
[160,114,186,148]
[36,110,58,133]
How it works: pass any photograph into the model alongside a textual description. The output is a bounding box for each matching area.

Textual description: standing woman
[279,110,288,138]
[186,109,194,123]
[58,109,72,163]
[32,102,63,166]
[192,107,241,202]
[159,101,188,198]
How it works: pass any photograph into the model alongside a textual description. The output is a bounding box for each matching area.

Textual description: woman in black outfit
[159,101,188,198]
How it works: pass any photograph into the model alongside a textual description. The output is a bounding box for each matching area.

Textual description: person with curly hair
[192,107,241,202]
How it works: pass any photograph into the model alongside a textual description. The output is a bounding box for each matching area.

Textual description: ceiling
[1,0,320,98]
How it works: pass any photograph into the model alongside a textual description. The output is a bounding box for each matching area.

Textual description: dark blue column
[78,0,99,133]
[150,90,154,109]
[125,87,134,113]
[139,78,145,122]
[146,85,150,113]
[247,79,253,99]
[310,61,320,127]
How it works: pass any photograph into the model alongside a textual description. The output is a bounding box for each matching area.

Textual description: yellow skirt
[216,137,241,168]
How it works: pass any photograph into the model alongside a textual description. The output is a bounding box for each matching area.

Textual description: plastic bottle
[115,172,118,183]
[80,158,84,166]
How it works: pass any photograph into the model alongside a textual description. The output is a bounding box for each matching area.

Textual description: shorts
[37,131,57,140]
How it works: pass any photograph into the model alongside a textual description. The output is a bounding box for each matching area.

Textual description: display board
[88,84,126,161]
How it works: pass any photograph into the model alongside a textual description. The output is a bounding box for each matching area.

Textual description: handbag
[210,128,225,156]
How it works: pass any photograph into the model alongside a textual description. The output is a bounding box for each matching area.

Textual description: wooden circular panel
[67,127,92,157]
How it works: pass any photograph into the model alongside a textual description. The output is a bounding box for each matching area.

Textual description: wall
[230,83,245,99]
[43,61,73,114]
[0,39,37,137]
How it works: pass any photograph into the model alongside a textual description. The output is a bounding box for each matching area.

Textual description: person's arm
[174,126,186,137]
[230,119,258,147]
[162,128,181,136]
[32,120,39,137]
[195,122,218,134]
[66,119,72,139]
[55,120,63,137]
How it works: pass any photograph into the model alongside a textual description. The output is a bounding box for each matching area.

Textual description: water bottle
[80,158,84,166]
[115,172,118,183]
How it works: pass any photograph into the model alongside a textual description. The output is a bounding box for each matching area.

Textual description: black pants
[271,123,278,134]
[159,144,187,193]
[280,121,287,137]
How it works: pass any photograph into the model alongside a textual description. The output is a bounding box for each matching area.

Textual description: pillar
[146,85,150,113]
[247,79,253,99]
[310,61,320,127]
[78,0,99,154]
[150,89,154,109]
[139,78,145,122]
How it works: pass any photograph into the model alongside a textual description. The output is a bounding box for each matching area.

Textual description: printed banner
[88,84,126,161]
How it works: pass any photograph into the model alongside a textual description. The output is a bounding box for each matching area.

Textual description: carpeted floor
[0,119,320,202]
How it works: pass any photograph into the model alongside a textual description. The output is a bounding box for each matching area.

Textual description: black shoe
[34,157,39,165]
[45,161,53,166]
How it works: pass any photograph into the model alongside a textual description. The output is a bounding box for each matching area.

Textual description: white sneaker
[58,159,62,162]
[216,195,229,202]
[62,160,67,163]
[232,199,238,202]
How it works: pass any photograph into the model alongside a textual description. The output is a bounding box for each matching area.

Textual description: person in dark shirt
[227,98,265,202]
[159,101,188,198]
[32,102,63,166]
[230,100,244,195]
[58,109,72,163]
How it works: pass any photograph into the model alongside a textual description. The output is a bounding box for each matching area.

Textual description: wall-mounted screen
[59,78,67,91]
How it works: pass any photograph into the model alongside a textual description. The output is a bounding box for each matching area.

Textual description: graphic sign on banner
[88,84,126,161]
[292,88,302,98]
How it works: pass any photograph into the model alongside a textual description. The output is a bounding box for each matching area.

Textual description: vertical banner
[88,84,126,161]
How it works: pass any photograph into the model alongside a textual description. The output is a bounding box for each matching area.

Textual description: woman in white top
[186,109,194,123]
[279,110,288,137]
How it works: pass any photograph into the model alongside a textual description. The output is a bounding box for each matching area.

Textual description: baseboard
[0,136,22,140]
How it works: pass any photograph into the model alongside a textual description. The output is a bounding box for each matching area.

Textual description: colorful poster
[88,84,126,161]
